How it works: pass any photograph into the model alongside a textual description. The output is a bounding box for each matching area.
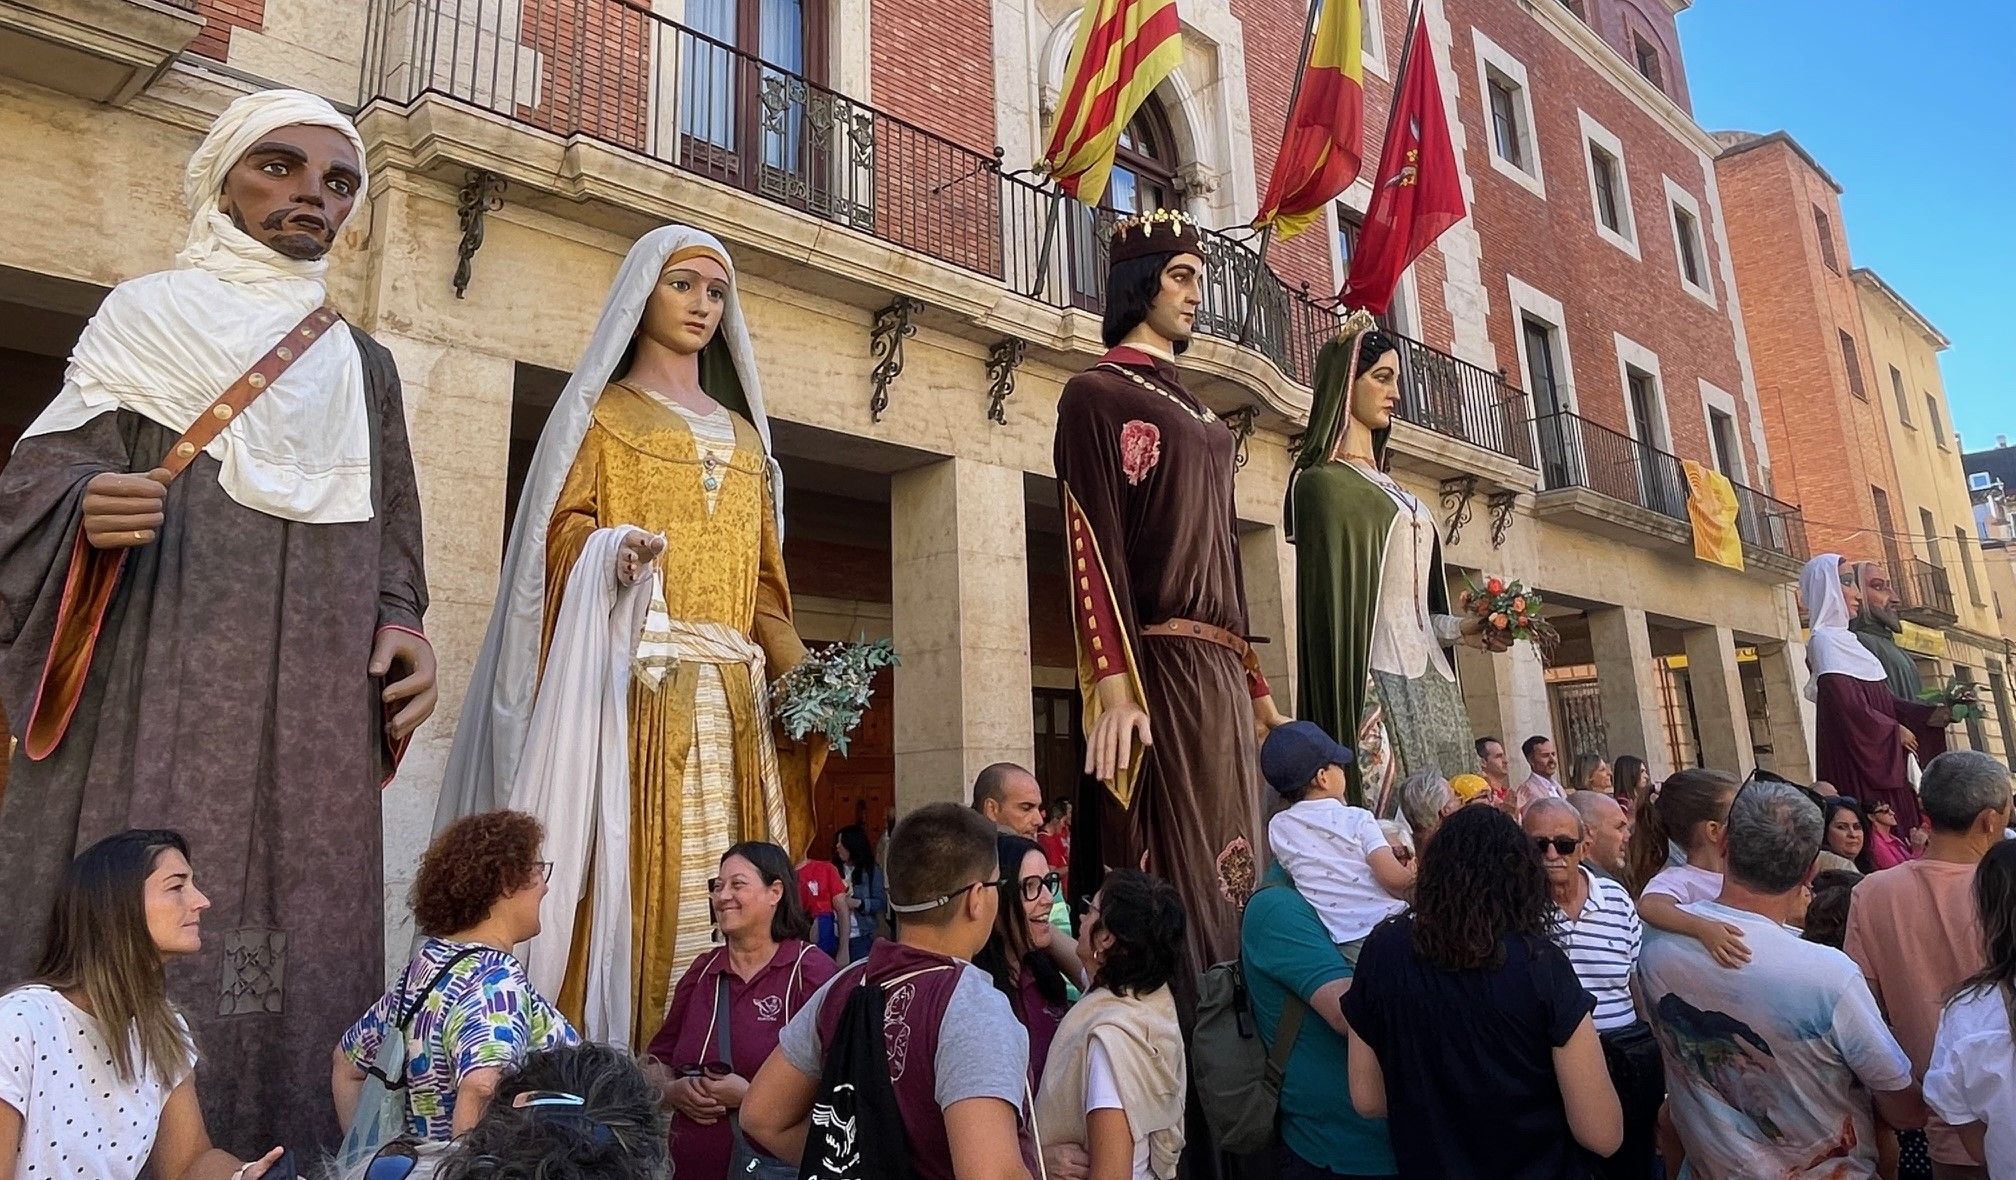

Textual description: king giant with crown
[1053,210,1285,990]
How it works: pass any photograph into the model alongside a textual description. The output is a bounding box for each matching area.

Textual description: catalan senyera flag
[1040,0,1184,205]
[1253,0,1365,239]
[1339,8,1464,314]
[1682,459,1746,571]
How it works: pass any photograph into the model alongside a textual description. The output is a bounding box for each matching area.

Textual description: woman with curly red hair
[331,810,577,1149]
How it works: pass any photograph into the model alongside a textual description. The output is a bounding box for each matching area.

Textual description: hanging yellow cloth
[1682,459,1745,571]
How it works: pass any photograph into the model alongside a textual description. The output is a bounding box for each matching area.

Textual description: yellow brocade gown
[541,381,812,1049]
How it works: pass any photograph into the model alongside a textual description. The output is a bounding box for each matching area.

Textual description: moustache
[261,208,327,232]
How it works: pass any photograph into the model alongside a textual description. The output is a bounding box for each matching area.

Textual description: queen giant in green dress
[1286,313,1477,817]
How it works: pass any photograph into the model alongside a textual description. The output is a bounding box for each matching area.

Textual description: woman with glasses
[1034,870,1189,1180]
[1865,798,1924,871]
[974,835,1080,1086]
[646,842,834,1180]
[334,811,576,1146]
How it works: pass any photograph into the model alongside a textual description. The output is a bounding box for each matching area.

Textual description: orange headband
[660,245,732,282]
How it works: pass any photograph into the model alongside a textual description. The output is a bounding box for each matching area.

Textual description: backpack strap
[364,945,491,1088]
[711,972,734,1064]
[1264,993,1306,1090]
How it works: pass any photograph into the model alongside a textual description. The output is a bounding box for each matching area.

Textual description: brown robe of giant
[1053,346,1266,1002]
[0,331,426,1158]
[1815,671,1937,835]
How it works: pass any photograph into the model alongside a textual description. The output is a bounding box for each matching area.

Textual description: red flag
[1339,9,1465,314]
[1252,0,1365,239]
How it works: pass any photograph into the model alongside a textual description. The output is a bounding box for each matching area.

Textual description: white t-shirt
[1083,1039,1154,1180]
[1637,901,1914,1179]
[1641,863,1722,905]
[1267,798,1407,943]
[0,986,196,1180]
[1924,985,2016,1178]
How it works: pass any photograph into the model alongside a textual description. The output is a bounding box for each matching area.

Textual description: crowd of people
[8,732,2016,1180]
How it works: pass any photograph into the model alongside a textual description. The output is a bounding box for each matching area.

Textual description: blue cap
[1261,720,1355,798]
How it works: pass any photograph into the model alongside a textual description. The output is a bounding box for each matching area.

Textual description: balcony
[1530,411,1808,575]
[0,0,199,104]
[358,0,1531,469]
[1898,557,1958,627]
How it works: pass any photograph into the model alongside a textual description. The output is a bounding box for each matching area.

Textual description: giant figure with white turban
[0,91,434,1153]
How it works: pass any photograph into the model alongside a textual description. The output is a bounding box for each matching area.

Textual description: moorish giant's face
[216,124,361,261]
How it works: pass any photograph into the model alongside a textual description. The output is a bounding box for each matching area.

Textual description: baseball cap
[1261,720,1354,799]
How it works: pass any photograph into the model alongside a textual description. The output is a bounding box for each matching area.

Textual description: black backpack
[798,973,917,1180]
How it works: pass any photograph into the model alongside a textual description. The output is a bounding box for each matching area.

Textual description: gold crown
[1338,308,1377,340]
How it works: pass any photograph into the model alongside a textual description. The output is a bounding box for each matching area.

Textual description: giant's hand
[1086,677,1151,784]
[1897,723,1919,755]
[82,469,169,550]
[615,531,668,586]
[371,628,438,742]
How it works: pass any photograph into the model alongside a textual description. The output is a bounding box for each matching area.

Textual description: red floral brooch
[1119,419,1162,486]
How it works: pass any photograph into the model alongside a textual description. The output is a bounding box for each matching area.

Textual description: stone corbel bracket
[985,337,1028,425]
[1440,474,1480,546]
[869,296,924,422]
[453,170,507,299]
[1487,490,1519,548]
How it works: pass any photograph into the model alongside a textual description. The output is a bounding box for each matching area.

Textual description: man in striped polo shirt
[1525,798,1661,1180]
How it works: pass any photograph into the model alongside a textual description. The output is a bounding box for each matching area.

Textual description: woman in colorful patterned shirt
[332,811,576,1141]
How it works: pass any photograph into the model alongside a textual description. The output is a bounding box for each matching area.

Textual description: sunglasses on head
[1532,836,1579,856]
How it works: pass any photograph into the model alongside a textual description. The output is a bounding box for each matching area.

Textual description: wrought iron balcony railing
[360,0,1532,465]
[1533,411,1809,560]
[1899,556,1958,623]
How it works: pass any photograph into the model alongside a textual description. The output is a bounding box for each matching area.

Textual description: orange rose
[1486,577,1505,595]
[1490,612,1508,629]
[1512,596,1526,612]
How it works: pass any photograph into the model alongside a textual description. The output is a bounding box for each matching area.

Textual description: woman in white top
[1035,870,1189,1180]
[0,829,284,1180]
[1925,839,2016,1175]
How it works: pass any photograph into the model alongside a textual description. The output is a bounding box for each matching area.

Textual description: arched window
[1105,97,1181,212]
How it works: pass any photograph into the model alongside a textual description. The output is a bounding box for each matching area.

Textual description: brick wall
[1715,136,1905,559]
[190,0,265,61]
[871,0,997,152]
[1414,2,1751,474]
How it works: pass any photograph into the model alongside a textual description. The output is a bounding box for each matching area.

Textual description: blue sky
[1677,1,2016,451]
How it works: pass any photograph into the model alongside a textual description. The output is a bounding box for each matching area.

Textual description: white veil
[434,225,783,825]
[1799,553,1887,701]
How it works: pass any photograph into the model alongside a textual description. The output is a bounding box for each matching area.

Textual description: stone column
[367,331,519,959]
[1238,525,1296,713]
[1457,642,1552,764]
[1683,624,1755,777]
[890,457,1035,815]
[1755,639,1817,781]
[1588,606,1673,782]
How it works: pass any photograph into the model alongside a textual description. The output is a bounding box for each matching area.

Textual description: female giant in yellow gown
[437,226,815,1049]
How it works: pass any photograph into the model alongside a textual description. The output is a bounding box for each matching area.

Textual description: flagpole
[1340,0,1423,310]
[1235,0,1325,344]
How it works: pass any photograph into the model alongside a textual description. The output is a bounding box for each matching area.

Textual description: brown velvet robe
[0,329,426,1158]
[1053,347,1265,996]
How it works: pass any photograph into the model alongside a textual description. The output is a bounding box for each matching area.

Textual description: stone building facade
[0,0,1816,950]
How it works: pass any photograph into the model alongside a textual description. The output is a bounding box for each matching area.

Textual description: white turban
[21,88,375,524]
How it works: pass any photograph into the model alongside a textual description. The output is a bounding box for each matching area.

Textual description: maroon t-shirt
[648,940,837,1180]
[1011,959,1070,1085]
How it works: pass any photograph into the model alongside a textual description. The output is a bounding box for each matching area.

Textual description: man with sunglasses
[1524,798,1657,1180]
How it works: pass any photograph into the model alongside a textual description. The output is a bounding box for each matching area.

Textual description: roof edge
[1710,129,1845,194]
[1851,268,1951,350]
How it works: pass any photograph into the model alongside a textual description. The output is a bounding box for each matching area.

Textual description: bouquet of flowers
[771,638,900,756]
[1917,676,1981,722]
[1458,575,1560,655]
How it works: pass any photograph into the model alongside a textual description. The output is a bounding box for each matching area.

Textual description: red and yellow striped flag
[1254,0,1365,239]
[1040,0,1184,205]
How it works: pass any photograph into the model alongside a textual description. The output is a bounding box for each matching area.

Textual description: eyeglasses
[1532,836,1579,857]
[889,876,1010,915]
[674,1060,733,1080]
[537,861,553,882]
[364,1142,418,1180]
[1015,871,1063,902]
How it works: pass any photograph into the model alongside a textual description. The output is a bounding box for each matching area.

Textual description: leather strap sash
[22,306,343,760]
[1139,616,1253,658]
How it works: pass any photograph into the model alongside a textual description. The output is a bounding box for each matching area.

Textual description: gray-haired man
[1638,779,1924,1176]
